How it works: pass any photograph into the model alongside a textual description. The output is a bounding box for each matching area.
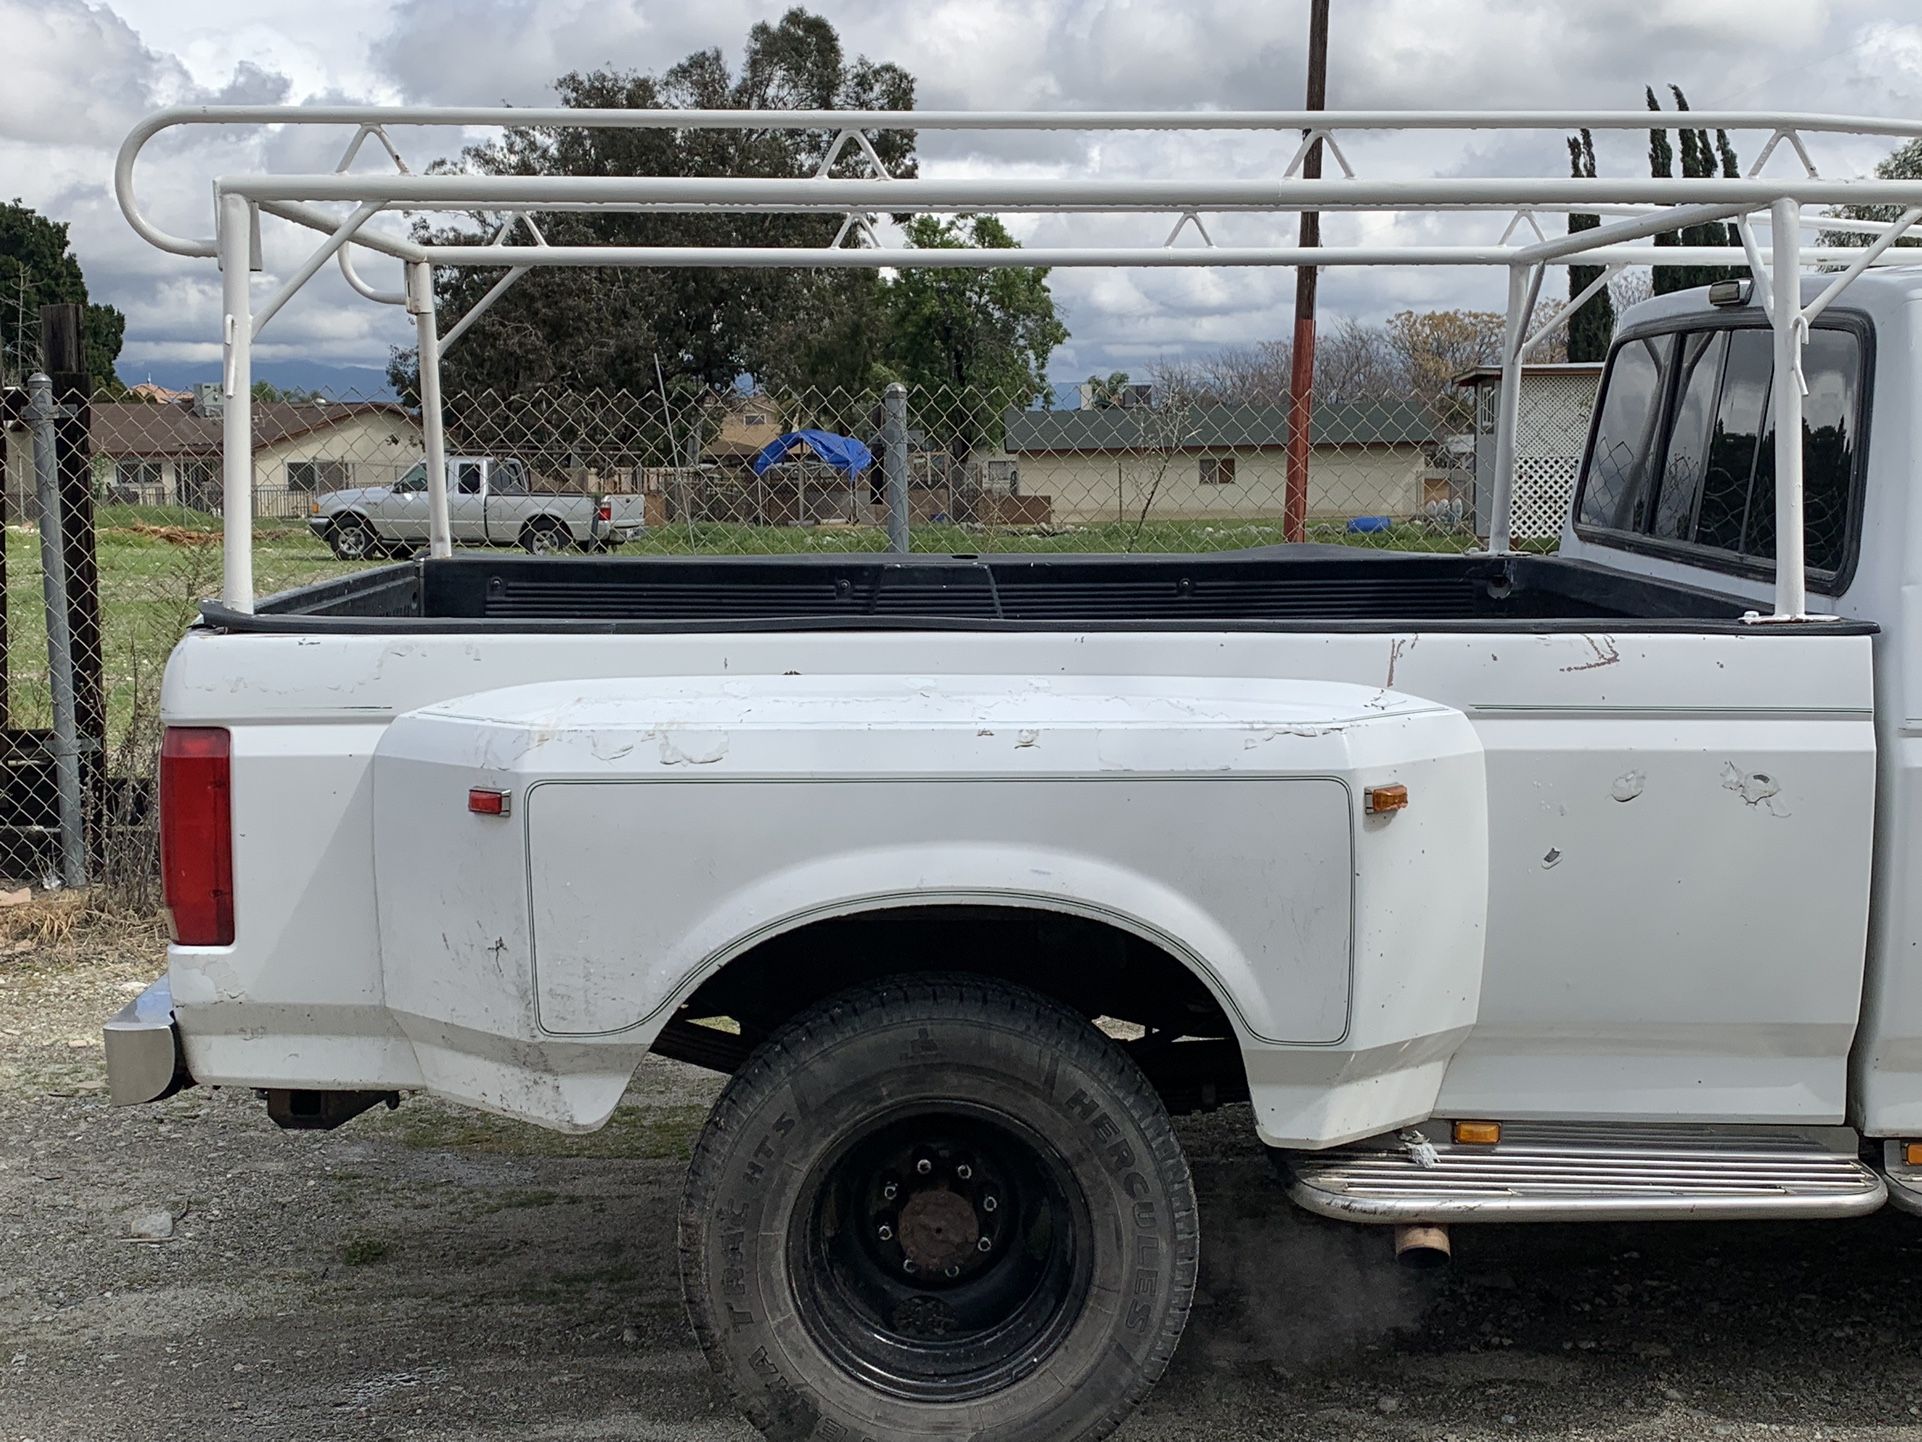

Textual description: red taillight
[160,727,234,946]
[596,501,611,523]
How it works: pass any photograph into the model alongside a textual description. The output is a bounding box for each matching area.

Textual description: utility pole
[1284,0,1330,544]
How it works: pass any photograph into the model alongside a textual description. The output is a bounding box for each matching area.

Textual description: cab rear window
[1574,319,1866,583]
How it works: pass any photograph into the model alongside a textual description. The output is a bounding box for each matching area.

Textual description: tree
[1384,309,1508,426]
[1152,306,1565,427]
[883,215,1067,459]
[1646,86,1744,294]
[251,379,323,404]
[1084,371,1133,408]
[1609,267,1654,314]
[1565,129,1615,361]
[391,8,917,405]
[1822,137,1922,249]
[0,200,125,390]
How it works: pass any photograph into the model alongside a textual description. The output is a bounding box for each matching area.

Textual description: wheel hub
[897,1187,979,1271]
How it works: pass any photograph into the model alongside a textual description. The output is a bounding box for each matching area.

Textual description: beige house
[712,393,781,451]
[998,400,1441,526]
[89,390,422,519]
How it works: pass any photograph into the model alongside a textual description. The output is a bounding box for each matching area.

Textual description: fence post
[39,304,103,853]
[25,373,86,889]
[882,382,909,554]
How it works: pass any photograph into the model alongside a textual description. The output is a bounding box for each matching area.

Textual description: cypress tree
[1566,128,1616,360]
[1648,86,1684,293]
[1650,86,1742,293]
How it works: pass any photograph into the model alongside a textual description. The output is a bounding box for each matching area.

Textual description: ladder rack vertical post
[218,191,256,612]
[1769,196,1807,620]
[408,261,453,558]
[1486,264,1535,554]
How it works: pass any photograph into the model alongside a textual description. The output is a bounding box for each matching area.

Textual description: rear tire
[520,519,571,554]
[679,975,1198,1442]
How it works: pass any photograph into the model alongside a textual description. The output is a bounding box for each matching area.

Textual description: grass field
[4,509,360,736]
[3,507,1524,739]
[622,516,1502,556]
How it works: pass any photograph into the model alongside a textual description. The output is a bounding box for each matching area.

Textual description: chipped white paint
[1721,762,1788,814]
[1610,771,1646,803]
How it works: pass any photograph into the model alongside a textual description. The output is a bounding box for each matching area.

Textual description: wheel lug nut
[882,1183,898,1201]
[977,1236,993,1252]
[982,1195,997,1213]
[956,1163,973,1181]
[915,1158,933,1176]
[877,1224,893,1241]
[902,1259,917,1274]
[945,1265,960,1278]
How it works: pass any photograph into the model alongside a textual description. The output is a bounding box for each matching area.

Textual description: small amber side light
[1453,1120,1502,1146]
[1364,783,1409,815]
[1905,1141,1922,1168]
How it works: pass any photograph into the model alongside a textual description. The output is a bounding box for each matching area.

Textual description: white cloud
[5,0,1921,388]
[0,0,185,146]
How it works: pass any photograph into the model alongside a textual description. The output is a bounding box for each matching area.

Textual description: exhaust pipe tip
[1394,1222,1452,1269]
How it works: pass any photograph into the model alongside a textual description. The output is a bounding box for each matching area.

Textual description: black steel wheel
[792,1103,1092,1402]
[680,975,1197,1442]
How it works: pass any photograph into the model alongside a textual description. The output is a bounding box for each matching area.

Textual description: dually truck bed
[159,544,1892,1148]
[217,546,1766,631]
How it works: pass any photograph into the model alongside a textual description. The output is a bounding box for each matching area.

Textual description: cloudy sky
[4,0,1920,387]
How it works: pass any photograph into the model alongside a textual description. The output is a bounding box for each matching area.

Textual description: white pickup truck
[101,96,1922,1442]
[104,269,1922,1439]
[308,454,645,559]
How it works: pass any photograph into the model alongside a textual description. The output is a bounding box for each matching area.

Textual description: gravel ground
[5,941,1922,1441]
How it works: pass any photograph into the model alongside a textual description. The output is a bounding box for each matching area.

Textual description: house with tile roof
[87,390,421,517]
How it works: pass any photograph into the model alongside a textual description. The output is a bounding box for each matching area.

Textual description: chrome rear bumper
[102,976,190,1105]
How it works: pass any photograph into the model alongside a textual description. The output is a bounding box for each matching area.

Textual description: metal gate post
[882,382,910,554]
[25,373,87,889]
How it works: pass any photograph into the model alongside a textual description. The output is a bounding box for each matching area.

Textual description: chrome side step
[1283,1122,1886,1224]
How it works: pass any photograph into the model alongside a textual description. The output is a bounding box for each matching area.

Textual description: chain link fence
[0,366,1600,893]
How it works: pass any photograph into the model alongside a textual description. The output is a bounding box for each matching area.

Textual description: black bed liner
[204,546,1872,637]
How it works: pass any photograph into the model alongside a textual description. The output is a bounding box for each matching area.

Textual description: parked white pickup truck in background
[309,454,645,558]
[103,103,1922,1442]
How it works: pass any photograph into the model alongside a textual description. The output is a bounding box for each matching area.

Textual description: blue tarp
[749,428,874,477]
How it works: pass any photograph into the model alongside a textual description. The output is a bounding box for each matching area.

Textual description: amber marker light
[1364,783,1409,815]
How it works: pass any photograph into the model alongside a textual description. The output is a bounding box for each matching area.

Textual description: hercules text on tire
[679,975,1198,1442]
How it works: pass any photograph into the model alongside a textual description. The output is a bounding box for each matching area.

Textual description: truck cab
[1557,270,1922,1140]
